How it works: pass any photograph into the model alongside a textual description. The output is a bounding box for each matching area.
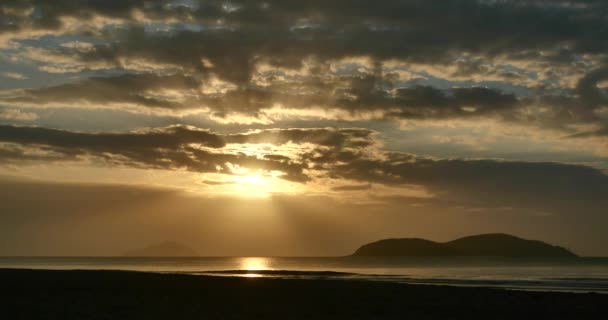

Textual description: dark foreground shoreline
[1,269,606,319]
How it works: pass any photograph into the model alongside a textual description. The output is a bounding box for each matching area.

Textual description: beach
[1,269,606,319]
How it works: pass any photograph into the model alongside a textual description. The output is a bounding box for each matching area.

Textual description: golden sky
[1,0,608,256]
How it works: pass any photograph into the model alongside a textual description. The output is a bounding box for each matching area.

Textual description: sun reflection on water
[242,273,263,278]
[239,257,271,277]
[240,257,270,271]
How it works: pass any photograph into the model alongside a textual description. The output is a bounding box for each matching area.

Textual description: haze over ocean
[3,256,608,293]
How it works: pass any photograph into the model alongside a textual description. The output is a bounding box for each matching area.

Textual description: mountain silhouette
[123,241,198,257]
[352,233,577,257]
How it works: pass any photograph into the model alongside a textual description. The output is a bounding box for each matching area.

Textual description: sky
[1,0,607,256]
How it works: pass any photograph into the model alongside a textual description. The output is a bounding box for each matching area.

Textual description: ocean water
[1,256,608,293]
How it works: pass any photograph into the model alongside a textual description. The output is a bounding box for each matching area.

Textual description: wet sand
[1,269,606,319]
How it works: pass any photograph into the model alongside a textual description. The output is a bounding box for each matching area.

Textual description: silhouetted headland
[353,233,577,257]
[123,241,198,257]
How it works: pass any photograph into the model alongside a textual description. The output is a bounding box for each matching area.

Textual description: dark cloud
[386,85,518,119]
[0,124,376,150]
[4,72,521,122]
[5,0,607,75]
[199,179,232,186]
[0,123,225,149]
[324,151,608,213]
[577,67,608,108]
[2,121,608,212]
[227,127,377,148]
[0,143,78,163]
[0,125,377,182]
[526,67,608,130]
[331,183,372,191]
[6,73,202,110]
[1,0,607,134]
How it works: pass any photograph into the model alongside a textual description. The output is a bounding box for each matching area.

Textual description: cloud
[2,123,607,216]
[0,108,38,121]
[0,0,606,137]
[1,73,203,112]
[0,1,607,210]
[1,72,27,80]
[199,179,233,186]
[331,183,372,191]
[5,0,605,76]
[577,67,608,109]
[0,125,377,182]
[323,151,608,214]
[0,73,521,121]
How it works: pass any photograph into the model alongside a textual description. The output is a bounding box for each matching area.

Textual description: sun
[230,173,273,197]
[235,174,268,186]
[197,170,304,198]
[236,174,266,185]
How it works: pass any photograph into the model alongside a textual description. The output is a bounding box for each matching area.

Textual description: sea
[2,256,608,293]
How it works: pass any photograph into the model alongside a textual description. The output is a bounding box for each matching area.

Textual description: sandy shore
[1,269,606,319]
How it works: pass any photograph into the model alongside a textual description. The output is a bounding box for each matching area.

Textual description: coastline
[2,268,606,319]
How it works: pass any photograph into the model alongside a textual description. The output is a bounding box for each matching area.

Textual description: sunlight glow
[242,273,263,278]
[237,174,266,185]
[231,173,274,197]
[240,257,270,271]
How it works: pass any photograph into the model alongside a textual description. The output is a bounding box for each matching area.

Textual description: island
[352,233,577,257]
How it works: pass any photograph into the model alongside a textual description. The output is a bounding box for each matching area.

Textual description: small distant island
[123,241,199,257]
[352,233,577,257]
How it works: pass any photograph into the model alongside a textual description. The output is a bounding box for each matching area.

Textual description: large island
[352,233,577,257]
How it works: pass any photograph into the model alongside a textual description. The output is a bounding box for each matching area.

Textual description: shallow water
[2,256,608,293]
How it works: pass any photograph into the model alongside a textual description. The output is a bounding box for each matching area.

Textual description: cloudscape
[1,0,608,256]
